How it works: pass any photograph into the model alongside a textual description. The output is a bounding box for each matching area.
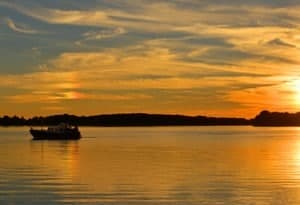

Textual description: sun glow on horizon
[291,79,300,107]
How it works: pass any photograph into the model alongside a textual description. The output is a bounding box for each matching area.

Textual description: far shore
[1,110,300,127]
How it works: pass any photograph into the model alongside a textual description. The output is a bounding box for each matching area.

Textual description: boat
[30,123,81,140]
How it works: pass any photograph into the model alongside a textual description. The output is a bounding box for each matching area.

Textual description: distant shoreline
[0,113,250,127]
[1,111,300,127]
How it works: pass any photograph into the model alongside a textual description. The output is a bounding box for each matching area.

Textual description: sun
[294,79,300,86]
[292,79,300,106]
[293,80,300,93]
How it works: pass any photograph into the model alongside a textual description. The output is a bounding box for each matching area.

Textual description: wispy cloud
[3,17,40,34]
[0,2,158,30]
[75,27,127,45]
[266,38,296,48]
[83,27,126,40]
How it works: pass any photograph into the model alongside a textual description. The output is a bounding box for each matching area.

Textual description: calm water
[2,126,300,204]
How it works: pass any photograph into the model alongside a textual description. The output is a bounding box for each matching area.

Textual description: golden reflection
[59,141,80,177]
[30,141,79,178]
[8,127,300,203]
[5,127,300,203]
[291,130,300,174]
[71,127,300,198]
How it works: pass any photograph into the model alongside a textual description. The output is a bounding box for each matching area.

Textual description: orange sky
[1,1,300,117]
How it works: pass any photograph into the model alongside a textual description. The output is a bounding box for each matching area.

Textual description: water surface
[1,126,300,204]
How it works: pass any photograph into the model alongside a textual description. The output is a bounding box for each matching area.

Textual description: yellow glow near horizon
[292,79,300,106]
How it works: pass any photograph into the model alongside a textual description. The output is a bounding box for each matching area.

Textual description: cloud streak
[83,27,126,40]
[3,17,40,34]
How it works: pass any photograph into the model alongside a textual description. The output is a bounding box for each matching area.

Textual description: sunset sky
[1,0,300,117]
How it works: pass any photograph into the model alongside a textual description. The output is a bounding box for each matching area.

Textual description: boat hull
[30,129,81,140]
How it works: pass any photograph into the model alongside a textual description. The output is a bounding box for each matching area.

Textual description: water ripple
[2,126,300,204]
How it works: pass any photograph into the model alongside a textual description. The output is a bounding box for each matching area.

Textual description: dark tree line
[252,110,300,126]
[0,113,250,126]
[2,111,300,126]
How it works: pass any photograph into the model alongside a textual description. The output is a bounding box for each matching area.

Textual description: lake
[1,126,300,204]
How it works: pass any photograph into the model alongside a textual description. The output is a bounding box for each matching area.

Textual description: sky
[0,0,300,118]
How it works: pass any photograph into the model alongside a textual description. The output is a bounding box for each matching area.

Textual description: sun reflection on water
[291,130,300,178]
[30,141,80,178]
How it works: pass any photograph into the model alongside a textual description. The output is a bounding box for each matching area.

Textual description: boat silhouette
[30,123,81,140]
